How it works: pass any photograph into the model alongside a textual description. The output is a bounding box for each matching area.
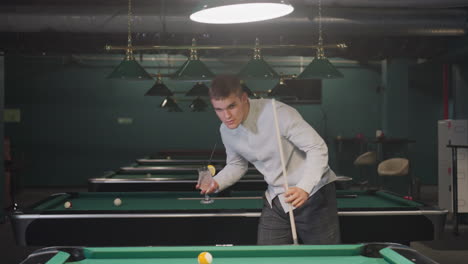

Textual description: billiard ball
[114,198,122,206]
[198,252,213,264]
[64,201,72,209]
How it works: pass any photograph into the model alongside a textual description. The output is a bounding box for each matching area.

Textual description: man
[199,74,340,245]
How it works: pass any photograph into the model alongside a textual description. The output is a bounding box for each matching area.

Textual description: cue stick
[272,99,299,245]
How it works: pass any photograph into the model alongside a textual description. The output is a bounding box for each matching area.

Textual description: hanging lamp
[160,97,183,112]
[268,76,293,96]
[298,0,343,79]
[190,97,208,112]
[238,38,279,80]
[145,74,173,96]
[172,38,214,81]
[186,82,210,96]
[107,0,152,80]
[240,80,258,98]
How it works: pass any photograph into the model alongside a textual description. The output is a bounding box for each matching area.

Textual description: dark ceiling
[1,0,468,61]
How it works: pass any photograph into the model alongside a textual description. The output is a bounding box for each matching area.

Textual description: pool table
[88,171,268,192]
[11,190,447,246]
[136,158,226,166]
[18,244,438,264]
[155,149,227,159]
[118,164,259,174]
[88,172,351,192]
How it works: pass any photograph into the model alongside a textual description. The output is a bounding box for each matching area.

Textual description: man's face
[211,92,249,129]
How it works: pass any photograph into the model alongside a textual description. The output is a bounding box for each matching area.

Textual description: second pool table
[117,164,259,175]
[88,172,267,192]
[88,172,351,192]
[11,190,447,247]
[136,158,226,166]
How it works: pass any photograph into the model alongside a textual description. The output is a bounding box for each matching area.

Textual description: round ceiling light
[190,1,294,24]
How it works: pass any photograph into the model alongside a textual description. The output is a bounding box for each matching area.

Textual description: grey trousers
[257,183,341,245]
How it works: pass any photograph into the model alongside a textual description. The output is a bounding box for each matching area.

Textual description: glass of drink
[198,167,214,204]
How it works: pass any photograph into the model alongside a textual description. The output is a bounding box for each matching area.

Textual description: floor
[1,185,467,264]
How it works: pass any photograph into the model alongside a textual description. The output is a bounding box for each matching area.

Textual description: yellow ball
[198,252,213,264]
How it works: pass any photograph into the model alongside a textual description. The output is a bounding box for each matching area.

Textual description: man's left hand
[285,187,309,208]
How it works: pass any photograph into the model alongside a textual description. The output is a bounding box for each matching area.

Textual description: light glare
[190,3,294,24]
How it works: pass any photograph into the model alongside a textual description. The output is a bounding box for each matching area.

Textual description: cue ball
[64,201,72,209]
[114,198,122,206]
[198,252,213,264]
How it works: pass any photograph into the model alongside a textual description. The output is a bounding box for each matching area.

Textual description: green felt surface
[137,160,226,166]
[50,245,402,264]
[337,190,422,208]
[110,174,198,179]
[126,164,220,169]
[117,165,223,175]
[32,190,423,212]
[108,173,263,180]
[70,255,387,264]
[141,165,203,168]
[34,192,263,211]
[148,155,223,160]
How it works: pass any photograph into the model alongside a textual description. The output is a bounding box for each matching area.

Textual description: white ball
[114,198,122,206]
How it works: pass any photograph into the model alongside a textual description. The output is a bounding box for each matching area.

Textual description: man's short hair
[209,75,244,100]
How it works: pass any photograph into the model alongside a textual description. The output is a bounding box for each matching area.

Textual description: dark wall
[454,64,468,119]
[384,59,411,137]
[408,62,445,185]
[1,54,4,219]
[5,55,223,186]
[4,53,431,187]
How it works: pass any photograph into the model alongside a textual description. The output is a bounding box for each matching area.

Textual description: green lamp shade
[241,82,257,98]
[107,58,153,80]
[238,58,279,80]
[186,82,209,96]
[268,80,293,96]
[145,81,173,96]
[298,58,344,79]
[172,59,214,81]
[190,97,208,112]
[190,0,294,24]
[168,105,183,112]
[160,97,183,112]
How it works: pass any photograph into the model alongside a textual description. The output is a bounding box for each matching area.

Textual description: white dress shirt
[214,98,337,212]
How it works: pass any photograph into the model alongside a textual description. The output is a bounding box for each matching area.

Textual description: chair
[353,151,377,189]
[377,158,411,195]
[335,175,353,190]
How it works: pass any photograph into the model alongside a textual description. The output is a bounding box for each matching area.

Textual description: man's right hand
[196,180,219,194]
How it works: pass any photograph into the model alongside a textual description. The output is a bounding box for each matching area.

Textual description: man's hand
[285,187,309,208]
[196,180,219,194]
